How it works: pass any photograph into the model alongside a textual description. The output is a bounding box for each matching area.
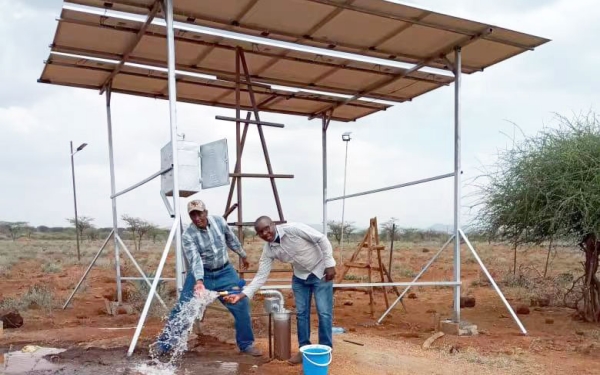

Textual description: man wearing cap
[153,200,262,357]
[225,215,336,365]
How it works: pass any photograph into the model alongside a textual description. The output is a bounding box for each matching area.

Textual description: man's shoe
[287,352,302,365]
[241,346,263,357]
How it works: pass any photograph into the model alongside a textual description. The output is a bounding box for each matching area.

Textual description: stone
[545,318,554,324]
[344,301,354,306]
[440,320,478,336]
[516,305,530,315]
[1,311,24,329]
[408,293,417,299]
[422,248,430,253]
[460,296,476,308]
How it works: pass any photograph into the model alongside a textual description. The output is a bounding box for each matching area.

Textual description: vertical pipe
[340,140,349,263]
[235,49,244,277]
[70,141,81,262]
[322,117,328,235]
[388,223,395,273]
[452,47,462,323]
[164,0,184,293]
[105,86,122,303]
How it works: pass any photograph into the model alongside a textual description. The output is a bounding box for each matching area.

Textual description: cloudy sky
[1,0,598,231]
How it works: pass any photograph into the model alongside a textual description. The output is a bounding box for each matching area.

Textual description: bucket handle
[302,351,332,367]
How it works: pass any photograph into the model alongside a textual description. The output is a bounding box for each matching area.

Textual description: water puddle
[3,345,66,374]
[1,291,262,374]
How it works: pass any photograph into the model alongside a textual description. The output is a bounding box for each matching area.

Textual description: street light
[70,141,87,261]
[340,132,352,264]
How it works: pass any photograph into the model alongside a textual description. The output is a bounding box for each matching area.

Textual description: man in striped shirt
[153,200,262,358]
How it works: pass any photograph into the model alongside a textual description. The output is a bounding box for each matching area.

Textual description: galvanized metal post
[105,85,122,303]
[322,116,328,235]
[340,137,350,262]
[163,0,184,293]
[452,47,462,323]
[69,141,81,262]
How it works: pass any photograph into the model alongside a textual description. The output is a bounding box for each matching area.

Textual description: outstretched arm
[227,244,274,303]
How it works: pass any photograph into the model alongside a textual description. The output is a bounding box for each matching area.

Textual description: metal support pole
[322,116,328,235]
[388,223,395,273]
[459,230,527,335]
[339,139,349,263]
[69,141,81,262]
[163,0,184,293]
[115,235,168,309]
[377,235,454,324]
[63,230,114,309]
[452,47,462,323]
[105,85,122,303]
[111,166,173,199]
[128,219,179,356]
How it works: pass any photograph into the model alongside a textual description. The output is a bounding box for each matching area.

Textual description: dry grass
[0,284,55,312]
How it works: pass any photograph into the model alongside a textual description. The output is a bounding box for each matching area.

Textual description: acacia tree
[475,112,600,321]
[67,216,94,240]
[0,221,28,241]
[327,220,355,244]
[122,215,154,251]
[380,218,399,241]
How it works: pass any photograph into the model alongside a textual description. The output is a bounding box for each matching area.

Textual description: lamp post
[70,141,88,261]
[340,132,352,264]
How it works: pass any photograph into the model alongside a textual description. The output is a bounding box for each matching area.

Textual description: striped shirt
[182,215,246,281]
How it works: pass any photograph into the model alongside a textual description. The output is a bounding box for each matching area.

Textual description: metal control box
[160,140,202,197]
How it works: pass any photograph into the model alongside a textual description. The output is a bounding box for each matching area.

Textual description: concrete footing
[440,320,478,336]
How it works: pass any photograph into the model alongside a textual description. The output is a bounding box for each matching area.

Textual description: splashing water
[135,290,220,374]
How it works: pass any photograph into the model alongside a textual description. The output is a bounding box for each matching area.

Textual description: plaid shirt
[182,215,246,281]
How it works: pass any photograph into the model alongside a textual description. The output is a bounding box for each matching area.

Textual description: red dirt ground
[2,240,600,374]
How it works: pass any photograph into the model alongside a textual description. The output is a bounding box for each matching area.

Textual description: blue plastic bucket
[299,344,332,375]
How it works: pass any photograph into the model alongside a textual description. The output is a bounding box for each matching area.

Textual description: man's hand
[324,267,336,282]
[194,280,206,296]
[241,257,250,271]
[224,293,246,304]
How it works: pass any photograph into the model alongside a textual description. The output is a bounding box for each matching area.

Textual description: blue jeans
[292,274,333,348]
[157,264,255,352]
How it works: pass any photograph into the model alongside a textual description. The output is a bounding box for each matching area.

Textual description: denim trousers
[292,273,333,348]
[157,264,255,352]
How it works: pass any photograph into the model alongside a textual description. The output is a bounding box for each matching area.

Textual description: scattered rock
[408,293,417,299]
[344,301,354,306]
[460,296,476,308]
[422,331,444,349]
[499,314,509,319]
[545,318,554,324]
[0,310,24,328]
[516,305,530,315]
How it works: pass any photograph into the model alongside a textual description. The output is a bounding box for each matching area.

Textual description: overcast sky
[1,0,598,231]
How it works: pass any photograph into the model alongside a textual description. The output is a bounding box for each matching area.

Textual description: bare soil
[2,238,600,374]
